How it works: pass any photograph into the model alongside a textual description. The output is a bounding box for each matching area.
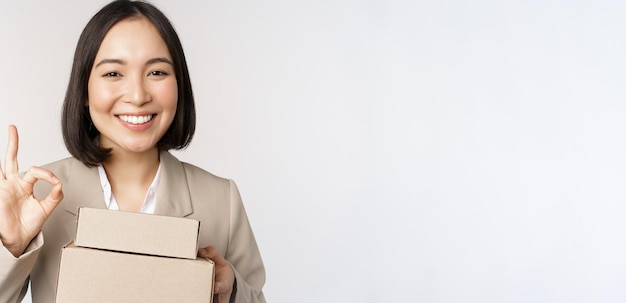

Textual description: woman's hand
[0,125,63,257]
[198,245,235,303]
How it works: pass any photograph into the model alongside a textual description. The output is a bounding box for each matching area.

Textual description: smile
[118,114,154,125]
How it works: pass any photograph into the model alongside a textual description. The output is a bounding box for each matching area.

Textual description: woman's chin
[110,143,159,155]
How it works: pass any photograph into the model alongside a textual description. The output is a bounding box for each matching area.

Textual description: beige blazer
[0,151,266,303]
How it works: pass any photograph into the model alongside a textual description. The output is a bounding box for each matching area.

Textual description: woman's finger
[21,166,61,186]
[198,246,235,298]
[4,125,19,177]
[0,155,4,180]
[0,126,10,180]
[200,246,227,262]
[40,181,64,215]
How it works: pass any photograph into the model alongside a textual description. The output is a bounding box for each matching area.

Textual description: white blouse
[96,164,161,214]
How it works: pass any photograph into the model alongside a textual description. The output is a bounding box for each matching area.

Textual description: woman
[0,1,266,302]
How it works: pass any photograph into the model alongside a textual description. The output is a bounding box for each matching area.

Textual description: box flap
[74,207,200,259]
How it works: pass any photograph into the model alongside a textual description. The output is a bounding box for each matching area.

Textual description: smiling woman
[0,1,265,302]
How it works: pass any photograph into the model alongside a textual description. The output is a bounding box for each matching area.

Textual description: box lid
[74,207,200,259]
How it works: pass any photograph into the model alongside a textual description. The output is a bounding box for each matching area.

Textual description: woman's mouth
[118,114,154,125]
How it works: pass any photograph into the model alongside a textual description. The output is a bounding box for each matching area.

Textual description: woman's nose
[124,77,151,106]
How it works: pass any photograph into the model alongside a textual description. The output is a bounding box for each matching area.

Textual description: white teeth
[119,114,153,124]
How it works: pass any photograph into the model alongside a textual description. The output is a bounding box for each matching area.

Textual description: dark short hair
[62,0,196,167]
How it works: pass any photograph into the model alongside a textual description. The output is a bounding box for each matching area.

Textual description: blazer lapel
[59,159,106,239]
[63,160,106,215]
[154,151,194,217]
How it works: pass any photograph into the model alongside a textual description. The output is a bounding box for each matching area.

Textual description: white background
[2,0,626,302]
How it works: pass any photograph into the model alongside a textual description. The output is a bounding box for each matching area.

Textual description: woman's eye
[149,70,169,76]
[103,72,121,77]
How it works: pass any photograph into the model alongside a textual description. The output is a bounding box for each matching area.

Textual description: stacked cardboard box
[56,208,214,302]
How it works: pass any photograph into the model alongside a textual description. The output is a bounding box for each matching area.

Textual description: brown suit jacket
[0,151,266,302]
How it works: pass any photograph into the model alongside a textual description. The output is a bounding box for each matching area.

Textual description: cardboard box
[56,208,214,303]
[56,243,214,302]
[75,207,200,259]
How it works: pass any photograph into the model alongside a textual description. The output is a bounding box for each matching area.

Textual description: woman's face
[87,17,177,155]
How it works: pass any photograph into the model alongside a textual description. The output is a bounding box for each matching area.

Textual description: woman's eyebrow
[95,58,125,67]
[146,57,173,65]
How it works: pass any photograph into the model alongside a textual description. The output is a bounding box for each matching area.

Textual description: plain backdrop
[2,0,626,302]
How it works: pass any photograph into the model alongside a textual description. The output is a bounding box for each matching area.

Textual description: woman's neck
[101,148,160,212]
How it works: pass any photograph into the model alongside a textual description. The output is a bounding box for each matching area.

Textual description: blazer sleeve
[226,180,266,303]
[0,232,44,303]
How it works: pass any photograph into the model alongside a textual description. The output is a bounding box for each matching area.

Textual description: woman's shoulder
[40,156,88,178]
[181,161,228,183]
[41,156,82,167]
[161,151,232,187]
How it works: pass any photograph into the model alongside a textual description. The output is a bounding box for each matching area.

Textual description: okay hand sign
[0,125,63,257]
